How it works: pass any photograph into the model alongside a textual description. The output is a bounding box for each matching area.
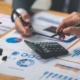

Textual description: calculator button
[34,42,38,45]
[56,48,59,49]
[54,50,58,52]
[39,44,43,47]
[46,50,50,53]
[45,50,50,53]
[48,48,52,50]
[42,46,45,49]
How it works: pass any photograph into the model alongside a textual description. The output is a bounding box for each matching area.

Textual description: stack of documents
[0,12,80,80]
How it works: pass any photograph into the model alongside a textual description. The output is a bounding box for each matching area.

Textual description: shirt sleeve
[12,0,35,13]
[13,8,27,21]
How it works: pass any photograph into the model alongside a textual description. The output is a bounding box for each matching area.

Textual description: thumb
[63,27,79,34]
[21,13,30,22]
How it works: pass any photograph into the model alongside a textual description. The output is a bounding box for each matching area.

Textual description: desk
[0,2,79,80]
[0,1,12,15]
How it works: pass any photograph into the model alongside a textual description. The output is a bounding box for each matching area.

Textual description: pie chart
[6,37,22,43]
[17,59,35,67]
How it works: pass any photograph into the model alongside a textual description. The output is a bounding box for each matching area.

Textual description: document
[0,47,55,78]
[0,30,78,50]
[25,60,80,80]
[0,14,15,34]
[0,30,56,50]
[31,12,62,37]
[31,12,77,42]
[58,42,80,63]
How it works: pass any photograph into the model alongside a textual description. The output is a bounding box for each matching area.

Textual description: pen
[13,9,32,29]
[50,23,80,38]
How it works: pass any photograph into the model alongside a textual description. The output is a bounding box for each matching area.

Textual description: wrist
[12,8,27,22]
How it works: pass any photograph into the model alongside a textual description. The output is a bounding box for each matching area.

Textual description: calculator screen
[44,26,57,33]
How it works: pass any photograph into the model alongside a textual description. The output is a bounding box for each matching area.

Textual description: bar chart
[72,49,80,57]
[37,71,79,80]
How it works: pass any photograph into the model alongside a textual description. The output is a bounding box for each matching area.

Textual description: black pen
[13,9,32,29]
[50,23,80,38]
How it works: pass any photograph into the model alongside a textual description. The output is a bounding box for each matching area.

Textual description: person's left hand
[15,12,32,37]
[56,12,80,39]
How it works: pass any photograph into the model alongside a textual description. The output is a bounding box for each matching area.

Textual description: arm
[12,0,35,37]
[12,0,35,13]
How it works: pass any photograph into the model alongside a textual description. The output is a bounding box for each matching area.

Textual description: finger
[59,34,65,39]
[63,26,80,35]
[21,13,31,31]
[65,33,70,36]
[16,27,32,37]
[15,15,32,36]
[56,17,75,33]
[16,25,32,36]
[56,12,80,33]
[63,14,73,21]
[15,18,26,34]
[24,27,32,35]
[63,12,78,21]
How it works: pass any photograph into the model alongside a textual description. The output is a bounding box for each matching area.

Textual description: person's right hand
[15,12,32,37]
[56,12,80,39]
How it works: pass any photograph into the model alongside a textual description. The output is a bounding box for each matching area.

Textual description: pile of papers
[0,12,80,80]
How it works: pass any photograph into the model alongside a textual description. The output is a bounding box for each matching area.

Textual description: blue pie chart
[6,37,22,43]
[17,59,35,67]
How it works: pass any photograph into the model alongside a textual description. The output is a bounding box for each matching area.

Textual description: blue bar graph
[39,71,49,79]
[52,74,58,78]
[57,75,63,79]
[72,49,80,57]
[46,72,53,79]
[62,76,68,80]
[38,71,79,80]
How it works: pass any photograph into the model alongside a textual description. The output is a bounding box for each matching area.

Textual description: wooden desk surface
[0,1,12,15]
[0,2,76,80]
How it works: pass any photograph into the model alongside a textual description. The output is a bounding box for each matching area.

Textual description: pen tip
[50,35,55,38]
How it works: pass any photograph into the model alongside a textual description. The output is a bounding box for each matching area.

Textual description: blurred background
[1,0,80,13]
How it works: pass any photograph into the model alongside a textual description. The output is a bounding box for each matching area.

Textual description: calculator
[24,40,68,59]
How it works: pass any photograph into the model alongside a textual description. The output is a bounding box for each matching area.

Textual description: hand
[15,12,32,37]
[56,12,80,39]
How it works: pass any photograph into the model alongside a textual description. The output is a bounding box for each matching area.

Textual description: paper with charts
[31,12,64,37]
[0,45,14,64]
[0,46,54,78]
[31,12,78,42]
[57,42,80,63]
[0,30,57,50]
[0,14,14,34]
[0,30,78,51]
[26,60,80,80]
